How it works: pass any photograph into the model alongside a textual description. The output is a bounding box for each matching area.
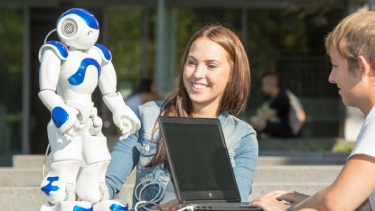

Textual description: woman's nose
[193,64,205,78]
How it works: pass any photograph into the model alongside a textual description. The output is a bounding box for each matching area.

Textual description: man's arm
[294,154,375,211]
[257,109,277,121]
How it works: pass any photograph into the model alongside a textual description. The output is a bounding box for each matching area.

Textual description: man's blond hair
[325,11,375,74]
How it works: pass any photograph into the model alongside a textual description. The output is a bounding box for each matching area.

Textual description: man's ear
[357,56,371,78]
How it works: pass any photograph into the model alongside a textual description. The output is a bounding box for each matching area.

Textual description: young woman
[105,24,258,210]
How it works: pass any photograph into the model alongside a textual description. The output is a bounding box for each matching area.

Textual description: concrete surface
[0,153,348,210]
[0,183,328,210]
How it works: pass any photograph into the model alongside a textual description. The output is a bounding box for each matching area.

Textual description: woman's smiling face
[183,38,231,114]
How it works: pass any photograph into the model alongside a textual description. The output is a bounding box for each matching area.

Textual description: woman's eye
[187,60,196,65]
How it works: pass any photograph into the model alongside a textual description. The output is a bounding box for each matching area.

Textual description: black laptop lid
[158,116,241,203]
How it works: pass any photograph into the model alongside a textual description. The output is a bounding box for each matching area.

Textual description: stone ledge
[258,137,354,152]
[12,153,349,169]
[0,168,137,187]
[0,166,342,186]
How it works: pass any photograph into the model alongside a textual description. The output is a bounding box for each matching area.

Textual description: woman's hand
[152,199,180,211]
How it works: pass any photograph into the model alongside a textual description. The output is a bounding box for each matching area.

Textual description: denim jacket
[105,101,258,206]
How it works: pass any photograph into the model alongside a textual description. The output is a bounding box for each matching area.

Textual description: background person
[249,70,304,138]
[250,11,375,211]
[125,77,160,117]
[105,24,258,210]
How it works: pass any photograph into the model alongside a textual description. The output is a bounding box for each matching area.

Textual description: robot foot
[93,200,128,211]
[40,201,93,211]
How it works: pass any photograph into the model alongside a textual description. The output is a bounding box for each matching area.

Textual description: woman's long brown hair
[145,24,250,170]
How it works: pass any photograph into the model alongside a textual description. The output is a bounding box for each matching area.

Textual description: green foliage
[0,7,23,75]
[0,7,23,114]
[108,7,144,86]
[174,9,198,71]
[0,7,23,152]
[107,5,338,106]
[284,0,340,26]
[246,9,308,78]
[333,142,355,153]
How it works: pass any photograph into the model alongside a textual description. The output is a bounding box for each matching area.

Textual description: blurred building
[0,0,370,165]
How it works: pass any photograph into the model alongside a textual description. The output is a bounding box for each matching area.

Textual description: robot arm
[39,44,81,136]
[91,44,141,139]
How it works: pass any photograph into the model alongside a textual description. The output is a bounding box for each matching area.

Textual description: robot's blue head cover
[57,8,99,30]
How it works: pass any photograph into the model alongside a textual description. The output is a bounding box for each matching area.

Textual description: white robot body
[58,51,100,94]
[38,8,139,211]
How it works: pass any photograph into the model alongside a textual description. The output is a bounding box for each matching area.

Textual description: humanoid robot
[38,8,140,211]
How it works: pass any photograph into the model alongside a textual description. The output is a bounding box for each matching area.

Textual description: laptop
[158,116,262,211]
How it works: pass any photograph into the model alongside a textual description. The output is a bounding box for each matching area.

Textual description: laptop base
[182,203,262,211]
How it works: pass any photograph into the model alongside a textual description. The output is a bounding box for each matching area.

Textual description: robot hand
[63,107,85,137]
[52,106,84,137]
[117,111,141,140]
[102,92,141,139]
[118,117,132,140]
[65,121,85,137]
[89,107,103,136]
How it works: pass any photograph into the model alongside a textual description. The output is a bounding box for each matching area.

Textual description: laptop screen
[161,120,236,192]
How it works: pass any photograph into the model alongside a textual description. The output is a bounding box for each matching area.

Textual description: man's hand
[151,199,180,211]
[250,190,309,211]
[250,196,291,211]
[249,117,266,131]
[261,190,309,204]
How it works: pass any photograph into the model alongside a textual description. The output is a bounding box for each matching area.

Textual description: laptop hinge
[185,199,239,204]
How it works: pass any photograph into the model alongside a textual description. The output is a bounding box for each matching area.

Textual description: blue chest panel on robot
[52,107,69,128]
[41,176,59,196]
[73,205,93,211]
[94,44,112,61]
[68,58,101,86]
[58,8,99,30]
[46,41,68,59]
[110,203,127,211]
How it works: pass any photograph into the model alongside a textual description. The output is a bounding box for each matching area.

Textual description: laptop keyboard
[190,202,262,211]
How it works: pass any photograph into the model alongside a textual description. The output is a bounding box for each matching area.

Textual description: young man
[250,11,375,211]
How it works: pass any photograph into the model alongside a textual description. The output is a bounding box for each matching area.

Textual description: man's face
[328,49,361,107]
[261,76,276,96]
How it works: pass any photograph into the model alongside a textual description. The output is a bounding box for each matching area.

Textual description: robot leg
[40,121,82,207]
[76,118,111,204]
[93,200,128,211]
[40,201,92,211]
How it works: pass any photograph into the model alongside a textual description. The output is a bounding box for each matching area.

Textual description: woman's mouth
[192,83,207,90]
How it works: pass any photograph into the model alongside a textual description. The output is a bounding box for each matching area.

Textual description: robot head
[56,8,100,49]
